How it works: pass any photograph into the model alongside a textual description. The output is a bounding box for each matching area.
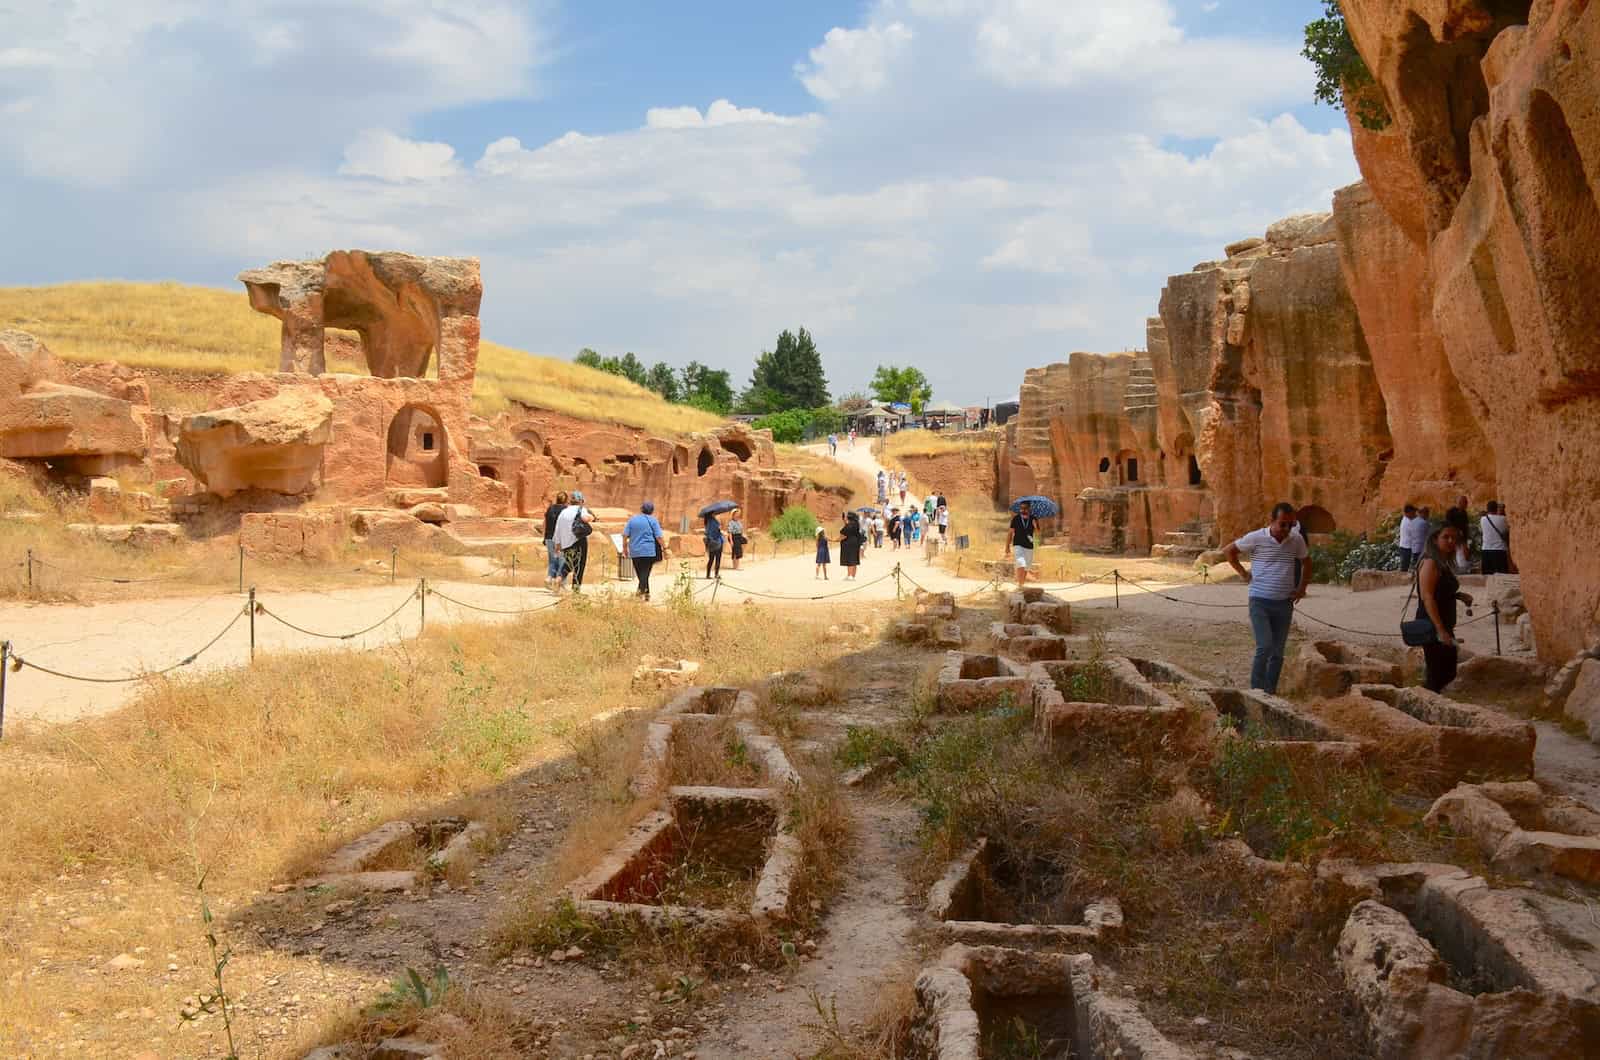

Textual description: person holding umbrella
[840,511,865,579]
[700,500,735,580]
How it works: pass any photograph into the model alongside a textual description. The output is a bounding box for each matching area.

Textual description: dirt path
[693,795,921,1060]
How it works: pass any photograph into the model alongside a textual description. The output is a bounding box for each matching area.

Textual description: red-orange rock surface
[1340,0,1600,660]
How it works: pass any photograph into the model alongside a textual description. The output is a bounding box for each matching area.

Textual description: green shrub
[1303,1,1389,130]
[769,506,820,542]
[752,406,846,444]
[1307,512,1402,584]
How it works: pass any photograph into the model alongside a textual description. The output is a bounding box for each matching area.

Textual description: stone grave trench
[225,586,1600,1059]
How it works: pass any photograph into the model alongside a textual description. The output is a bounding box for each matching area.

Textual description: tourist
[936,502,950,547]
[543,489,569,589]
[887,508,902,550]
[924,517,941,565]
[828,432,838,456]
[839,512,864,580]
[703,509,724,580]
[876,470,888,506]
[814,524,831,580]
[621,501,666,600]
[898,471,908,505]
[727,508,746,571]
[553,491,595,592]
[924,492,936,522]
[1480,501,1511,574]
[848,427,856,450]
[873,512,886,549]
[1005,500,1038,588]
[1415,522,1474,692]
[1446,506,1472,573]
[1223,501,1309,695]
[1454,495,1472,571]
[1397,504,1427,572]
[908,506,921,544]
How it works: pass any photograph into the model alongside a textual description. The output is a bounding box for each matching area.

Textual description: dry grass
[0,598,846,1051]
[0,281,726,435]
[883,429,999,460]
[777,444,877,503]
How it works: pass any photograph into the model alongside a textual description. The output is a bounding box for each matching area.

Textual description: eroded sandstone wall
[1340,0,1600,660]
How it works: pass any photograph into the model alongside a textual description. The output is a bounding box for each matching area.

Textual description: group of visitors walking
[544,490,596,593]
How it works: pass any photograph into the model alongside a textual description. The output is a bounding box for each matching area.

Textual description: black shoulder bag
[1399,564,1437,646]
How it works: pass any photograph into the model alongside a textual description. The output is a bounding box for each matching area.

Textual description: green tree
[644,361,681,402]
[680,361,734,413]
[1303,1,1389,130]
[751,408,812,444]
[870,364,933,413]
[740,327,829,413]
[599,351,647,386]
[574,348,603,369]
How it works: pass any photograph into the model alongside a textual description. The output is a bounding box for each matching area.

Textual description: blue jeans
[545,539,565,579]
[1248,596,1294,693]
[1398,547,1414,572]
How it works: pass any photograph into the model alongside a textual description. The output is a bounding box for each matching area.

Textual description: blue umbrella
[699,500,739,517]
[1010,495,1059,518]
[856,506,881,515]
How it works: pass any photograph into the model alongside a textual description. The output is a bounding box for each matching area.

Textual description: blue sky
[0,1,1360,404]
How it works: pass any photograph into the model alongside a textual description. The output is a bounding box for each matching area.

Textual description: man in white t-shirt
[552,492,594,592]
[1397,504,1428,572]
[1480,500,1511,575]
[1224,501,1309,694]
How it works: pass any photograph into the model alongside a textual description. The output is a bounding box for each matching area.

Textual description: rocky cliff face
[1340,0,1599,660]
[1160,213,1394,541]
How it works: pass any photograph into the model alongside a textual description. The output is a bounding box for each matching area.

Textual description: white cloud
[339,129,461,182]
[645,99,818,130]
[797,22,914,101]
[5,0,1360,404]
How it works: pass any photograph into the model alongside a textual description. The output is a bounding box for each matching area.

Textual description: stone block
[1563,659,1600,743]
[1351,569,1411,592]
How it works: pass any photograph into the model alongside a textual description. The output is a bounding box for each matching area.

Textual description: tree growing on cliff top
[1303,1,1390,131]
[739,327,829,414]
[870,364,933,414]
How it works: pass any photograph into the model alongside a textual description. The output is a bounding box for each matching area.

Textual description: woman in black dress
[839,512,864,580]
[1416,519,1475,692]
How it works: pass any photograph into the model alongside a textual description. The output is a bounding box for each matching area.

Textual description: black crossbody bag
[1400,565,1437,646]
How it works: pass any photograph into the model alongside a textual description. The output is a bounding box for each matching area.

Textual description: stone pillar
[279,293,325,376]
[436,313,480,389]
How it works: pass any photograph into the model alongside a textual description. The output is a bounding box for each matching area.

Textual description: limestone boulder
[176,390,333,497]
[0,330,58,398]
[0,380,147,470]
[1447,655,1548,701]
[1564,660,1600,744]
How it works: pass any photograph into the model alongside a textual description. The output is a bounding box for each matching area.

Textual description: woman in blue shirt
[704,512,724,580]
[621,501,667,600]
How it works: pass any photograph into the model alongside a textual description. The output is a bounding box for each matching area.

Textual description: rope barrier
[423,587,566,616]
[1120,575,1252,609]
[709,570,897,602]
[9,605,249,683]
[32,556,212,586]
[256,586,421,640]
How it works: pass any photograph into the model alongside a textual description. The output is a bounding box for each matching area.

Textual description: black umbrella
[698,500,739,518]
[1010,495,1059,518]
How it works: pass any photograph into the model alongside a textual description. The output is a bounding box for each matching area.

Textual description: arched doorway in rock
[697,446,714,477]
[386,404,448,488]
[1171,433,1202,486]
[1297,505,1336,535]
[721,438,752,462]
[1098,456,1111,474]
[1115,449,1140,485]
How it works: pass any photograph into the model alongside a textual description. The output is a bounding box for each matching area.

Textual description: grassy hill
[0,281,728,435]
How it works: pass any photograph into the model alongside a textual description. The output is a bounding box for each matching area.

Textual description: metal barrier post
[894,563,903,600]
[956,555,963,578]
[248,586,256,663]
[390,547,397,584]
[1493,601,1501,655]
[419,578,427,633]
[1113,570,1120,609]
[25,549,32,592]
[0,640,9,740]
[710,575,720,604]
[237,544,244,594]
[510,551,517,587]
